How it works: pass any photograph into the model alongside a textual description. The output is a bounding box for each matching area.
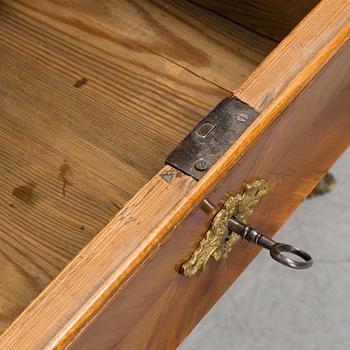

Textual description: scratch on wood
[12,182,37,204]
[59,162,72,196]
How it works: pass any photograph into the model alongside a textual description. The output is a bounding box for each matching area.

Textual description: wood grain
[1,5,349,348]
[0,0,275,330]
[0,166,196,349]
[0,0,248,333]
[10,0,276,91]
[68,36,350,350]
[235,0,350,111]
[191,0,320,41]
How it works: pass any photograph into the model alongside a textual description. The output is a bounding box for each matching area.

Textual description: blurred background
[180,150,350,350]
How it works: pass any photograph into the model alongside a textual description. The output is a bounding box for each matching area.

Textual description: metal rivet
[194,159,209,171]
[236,113,249,122]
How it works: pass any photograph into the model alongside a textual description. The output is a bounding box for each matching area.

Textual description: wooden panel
[11,0,275,91]
[0,0,277,331]
[0,1,229,333]
[192,0,319,41]
[235,0,350,111]
[68,37,350,350]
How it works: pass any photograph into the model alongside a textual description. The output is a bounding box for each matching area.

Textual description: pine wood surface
[12,0,276,92]
[0,0,274,334]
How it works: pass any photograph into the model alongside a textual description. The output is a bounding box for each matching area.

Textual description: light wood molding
[235,0,350,111]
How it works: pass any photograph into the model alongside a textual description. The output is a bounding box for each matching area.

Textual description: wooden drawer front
[67,38,350,350]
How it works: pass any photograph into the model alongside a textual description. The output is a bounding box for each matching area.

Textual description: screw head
[194,159,209,171]
[236,113,249,122]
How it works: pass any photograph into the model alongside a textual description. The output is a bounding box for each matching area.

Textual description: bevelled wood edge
[235,0,350,112]
[1,4,350,350]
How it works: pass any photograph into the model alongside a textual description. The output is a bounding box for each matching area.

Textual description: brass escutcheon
[180,179,269,277]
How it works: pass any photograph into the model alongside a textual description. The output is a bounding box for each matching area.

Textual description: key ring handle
[270,243,313,269]
[228,216,313,270]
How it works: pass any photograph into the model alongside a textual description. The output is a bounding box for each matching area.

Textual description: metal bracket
[166,97,259,180]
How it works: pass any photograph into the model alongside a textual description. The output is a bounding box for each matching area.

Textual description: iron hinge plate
[166,97,259,180]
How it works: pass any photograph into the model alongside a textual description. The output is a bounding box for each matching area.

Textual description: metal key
[228,216,313,269]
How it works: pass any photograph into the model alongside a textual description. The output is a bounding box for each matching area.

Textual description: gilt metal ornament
[180,179,269,277]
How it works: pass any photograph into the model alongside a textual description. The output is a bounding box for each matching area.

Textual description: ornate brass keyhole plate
[180,179,269,277]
